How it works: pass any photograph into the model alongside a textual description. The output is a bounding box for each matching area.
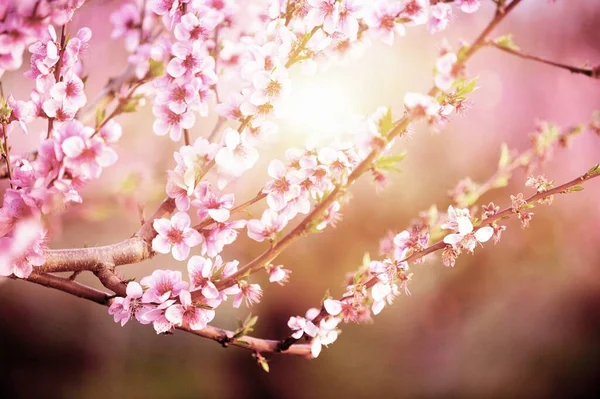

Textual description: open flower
[263,159,302,211]
[442,206,494,251]
[215,128,259,177]
[247,209,288,242]
[165,290,215,330]
[140,269,189,304]
[152,212,203,261]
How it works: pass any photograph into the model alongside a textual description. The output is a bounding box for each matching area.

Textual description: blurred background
[2,0,600,398]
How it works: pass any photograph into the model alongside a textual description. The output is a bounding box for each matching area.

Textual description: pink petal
[172,242,190,261]
[62,136,85,158]
[475,226,494,243]
[152,235,172,254]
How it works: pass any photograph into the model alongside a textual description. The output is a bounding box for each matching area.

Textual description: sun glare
[283,77,357,143]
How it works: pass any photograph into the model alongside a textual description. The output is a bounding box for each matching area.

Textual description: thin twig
[486,41,600,79]
[279,167,600,351]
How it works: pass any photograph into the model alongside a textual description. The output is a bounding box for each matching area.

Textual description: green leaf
[494,34,520,51]
[587,163,600,177]
[457,44,471,63]
[498,143,511,169]
[493,173,510,188]
[148,59,165,78]
[454,77,478,99]
[565,185,584,193]
[379,108,393,137]
[375,152,407,172]
[95,107,106,128]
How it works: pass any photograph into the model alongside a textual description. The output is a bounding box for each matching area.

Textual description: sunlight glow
[283,78,357,143]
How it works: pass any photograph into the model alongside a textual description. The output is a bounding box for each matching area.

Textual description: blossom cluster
[2,0,494,358]
[284,199,514,358]
[1,1,122,278]
[0,0,86,77]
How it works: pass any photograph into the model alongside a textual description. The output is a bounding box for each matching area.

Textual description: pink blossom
[306,0,340,34]
[287,313,318,340]
[187,255,220,298]
[215,128,259,177]
[442,206,494,250]
[174,11,219,43]
[267,264,291,285]
[309,317,340,358]
[152,212,203,261]
[167,41,215,79]
[192,182,234,223]
[324,298,343,316]
[97,120,122,143]
[155,77,201,114]
[455,0,481,14]
[364,1,405,46]
[49,71,87,110]
[404,92,441,118]
[247,209,288,242]
[110,3,142,52]
[63,27,91,70]
[60,122,118,180]
[263,159,302,211]
[338,0,362,40]
[7,95,35,134]
[108,281,148,326]
[316,201,342,230]
[250,68,291,107]
[165,290,215,330]
[152,103,196,141]
[232,281,263,308]
[174,137,219,194]
[0,219,46,279]
[428,3,452,34]
[140,269,189,303]
[435,52,458,91]
[202,219,246,257]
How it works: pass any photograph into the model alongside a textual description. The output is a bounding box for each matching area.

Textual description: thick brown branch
[38,198,176,273]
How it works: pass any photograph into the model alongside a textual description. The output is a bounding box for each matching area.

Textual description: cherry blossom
[404,92,441,118]
[455,0,481,14]
[0,219,46,279]
[247,209,288,242]
[140,269,189,304]
[442,206,494,251]
[215,128,259,177]
[152,212,203,261]
[165,290,215,330]
[306,0,340,34]
[364,1,405,46]
[152,103,196,141]
[263,159,302,211]
[267,264,291,285]
[233,281,263,308]
[187,255,220,299]
[192,182,234,223]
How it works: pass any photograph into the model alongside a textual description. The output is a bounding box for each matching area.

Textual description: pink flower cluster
[109,254,265,333]
[1,10,121,279]
[105,0,481,344]
[0,0,86,77]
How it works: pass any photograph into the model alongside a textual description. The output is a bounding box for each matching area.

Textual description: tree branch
[485,41,599,79]
[22,270,311,356]
[38,198,176,273]
[279,166,600,351]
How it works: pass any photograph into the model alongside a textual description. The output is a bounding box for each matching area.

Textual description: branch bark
[486,41,600,79]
